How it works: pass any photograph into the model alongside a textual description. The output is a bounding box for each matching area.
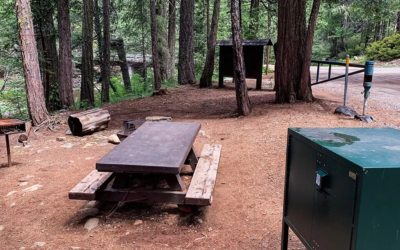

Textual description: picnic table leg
[185,147,198,171]
[165,174,185,191]
[6,134,11,167]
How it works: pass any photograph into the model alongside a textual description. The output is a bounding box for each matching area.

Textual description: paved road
[311,66,400,110]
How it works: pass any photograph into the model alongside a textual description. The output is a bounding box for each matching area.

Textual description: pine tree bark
[94,0,103,80]
[150,0,162,90]
[298,0,319,102]
[58,0,74,108]
[231,0,252,116]
[275,0,307,103]
[16,0,49,125]
[81,0,95,106]
[110,38,131,93]
[206,0,210,43]
[32,0,59,111]
[101,0,111,102]
[249,0,260,39]
[141,1,147,79]
[168,0,176,78]
[156,0,170,81]
[200,0,221,88]
[178,0,196,85]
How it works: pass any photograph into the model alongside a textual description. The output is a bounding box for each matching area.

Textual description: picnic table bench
[69,122,222,207]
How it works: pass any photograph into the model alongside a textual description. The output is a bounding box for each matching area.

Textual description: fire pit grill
[0,118,26,167]
[0,118,26,135]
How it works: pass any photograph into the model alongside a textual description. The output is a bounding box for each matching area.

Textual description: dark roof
[215,38,275,46]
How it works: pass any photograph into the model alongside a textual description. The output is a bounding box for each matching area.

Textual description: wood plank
[96,122,201,174]
[185,144,222,206]
[96,187,187,204]
[69,170,113,200]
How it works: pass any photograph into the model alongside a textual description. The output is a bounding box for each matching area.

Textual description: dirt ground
[1,76,400,250]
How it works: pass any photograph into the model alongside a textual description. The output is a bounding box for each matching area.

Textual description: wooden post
[6,134,11,167]
[266,45,271,75]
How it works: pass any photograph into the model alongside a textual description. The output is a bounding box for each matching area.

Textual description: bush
[366,34,400,61]
[0,77,28,119]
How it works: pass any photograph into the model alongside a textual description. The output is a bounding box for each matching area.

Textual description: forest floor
[1,74,400,250]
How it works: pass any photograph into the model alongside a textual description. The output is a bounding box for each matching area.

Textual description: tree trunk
[206,0,210,44]
[150,0,162,90]
[397,11,400,34]
[156,0,170,81]
[16,0,49,125]
[101,0,111,102]
[249,0,260,39]
[68,108,111,136]
[168,0,176,78]
[275,0,307,103]
[81,0,95,106]
[298,0,319,102]
[231,0,252,116]
[58,0,74,108]
[94,0,103,80]
[33,0,59,112]
[111,38,132,93]
[199,0,221,88]
[141,1,147,79]
[178,0,196,85]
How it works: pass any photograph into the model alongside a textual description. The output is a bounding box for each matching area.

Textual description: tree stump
[68,108,111,136]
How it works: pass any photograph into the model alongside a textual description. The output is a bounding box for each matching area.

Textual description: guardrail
[311,59,366,86]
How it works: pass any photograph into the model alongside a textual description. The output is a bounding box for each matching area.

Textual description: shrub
[366,34,400,61]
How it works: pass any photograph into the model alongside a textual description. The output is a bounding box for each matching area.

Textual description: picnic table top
[96,122,201,174]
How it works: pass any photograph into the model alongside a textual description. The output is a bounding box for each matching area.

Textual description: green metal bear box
[281,128,400,250]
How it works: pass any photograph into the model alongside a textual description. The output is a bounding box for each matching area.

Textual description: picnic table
[69,122,222,208]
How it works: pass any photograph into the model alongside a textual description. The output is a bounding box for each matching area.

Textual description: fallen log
[68,108,111,136]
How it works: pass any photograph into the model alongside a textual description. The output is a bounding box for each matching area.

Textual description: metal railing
[311,59,366,86]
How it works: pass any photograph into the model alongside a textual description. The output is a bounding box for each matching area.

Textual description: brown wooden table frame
[69,122,222,208]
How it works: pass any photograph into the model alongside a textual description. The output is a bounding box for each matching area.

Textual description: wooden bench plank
[69,170,113,200]
[185,144,222,206]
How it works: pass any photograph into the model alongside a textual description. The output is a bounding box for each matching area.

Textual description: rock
[197,218,204,224]
[108,135,120,144]
[334,106,358,117]
[83,143,93,148]
[85,201,98,209]
[133,220,143,226]
[145,116,172,122]
[10,203,16,207]
[71,247,81,250]
[19,182,28,187]
[84,218,99,231]
[76,208,99,220]
[65,129,72,135]
[18,134,28,143]
[19,175,34,182]
[85,157,94,160]
[7,191,17,196]
[31,242,45,248]
[56,137,66,142]
[198,130,210,138]
[0,225,4,231]
[23,184,43,192]
[355,115,374,123]
[60,143,74,149]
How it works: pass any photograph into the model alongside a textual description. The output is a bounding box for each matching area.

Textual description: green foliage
[262,67,274,74]
[366,34,400,61]
[0,77,28,119]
